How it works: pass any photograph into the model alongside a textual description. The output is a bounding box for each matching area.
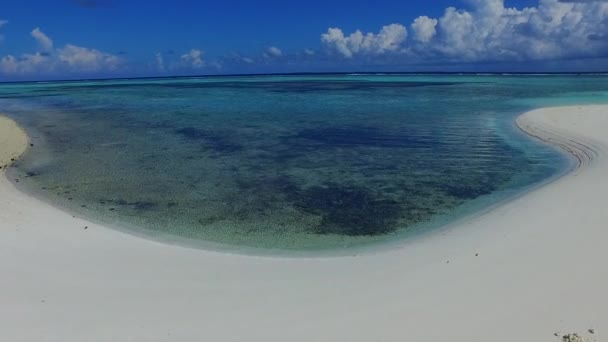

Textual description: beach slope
[0,116,28,168]
[1,106,607,342]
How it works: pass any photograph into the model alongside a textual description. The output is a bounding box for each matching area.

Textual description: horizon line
[1,70,607,85]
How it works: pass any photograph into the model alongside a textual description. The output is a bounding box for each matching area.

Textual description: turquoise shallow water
[1,74,607,252]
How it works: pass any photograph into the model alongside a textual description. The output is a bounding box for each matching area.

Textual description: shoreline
[3,112,574,258]
[0,116,29,169]
[1,106,607,341]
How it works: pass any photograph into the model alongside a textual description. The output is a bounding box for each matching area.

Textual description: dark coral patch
[175,127,242,153]
[131,201,157,211]
[284,126,439,149]
[100,198,158,211]
[441,185,493,200]
[296,184,401,236]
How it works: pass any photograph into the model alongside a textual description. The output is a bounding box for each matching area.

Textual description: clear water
[1,74,606,253]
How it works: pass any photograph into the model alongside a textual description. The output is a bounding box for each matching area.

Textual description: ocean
[1,74,607,253]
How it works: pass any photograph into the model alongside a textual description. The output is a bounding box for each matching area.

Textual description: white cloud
[412,16,438,43]
[320,28,352,57]
[0,52,54,74]
[0,55,18,73]
[436,0,608,61]
[58,44,121,72]
[321,0,608,63]
[1,28,123,76]
[265,46,283,57]
[375,24,408,52]
[180,49,205,68]
[321,23,407,58]
[153,50,221,73]
[31,27,53,52]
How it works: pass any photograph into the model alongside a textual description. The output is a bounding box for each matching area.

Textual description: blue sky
[1,0,607,80]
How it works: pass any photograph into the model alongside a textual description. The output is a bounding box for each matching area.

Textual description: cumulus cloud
[180,49,205,68]
[58,44,121,72]
[321,0,608,63]
[0,53,50,74]
[411,16,438,43]
[31,27,54,52]
[321,23,407,58]
[0,28,123,76]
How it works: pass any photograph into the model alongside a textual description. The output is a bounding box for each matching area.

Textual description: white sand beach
[1,106,607,342]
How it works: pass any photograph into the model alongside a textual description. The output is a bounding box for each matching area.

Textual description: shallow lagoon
[2,74,607,251]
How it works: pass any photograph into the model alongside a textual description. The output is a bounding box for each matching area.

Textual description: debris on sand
[560,333,588,342]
